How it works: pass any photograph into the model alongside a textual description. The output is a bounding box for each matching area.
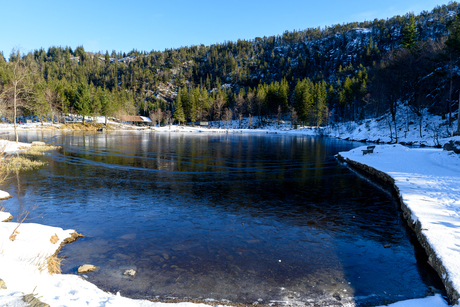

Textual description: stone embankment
[336,153,459,305]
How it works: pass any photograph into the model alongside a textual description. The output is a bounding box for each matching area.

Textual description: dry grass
[58,123,111,131]
[46,254,63,274]
[0,142,9,183]
[3,144,61,172]
[24,145,61,156]
[5,156,46,172]
[32,253,63,275]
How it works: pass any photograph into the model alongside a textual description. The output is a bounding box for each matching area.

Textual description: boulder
[443,140,460,154]
[23,294,50,307]
[78,264,97,274]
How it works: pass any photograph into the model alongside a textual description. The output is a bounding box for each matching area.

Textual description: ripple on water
[3,131,447,306]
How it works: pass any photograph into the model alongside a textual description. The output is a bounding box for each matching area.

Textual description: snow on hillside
[326,105,460,147]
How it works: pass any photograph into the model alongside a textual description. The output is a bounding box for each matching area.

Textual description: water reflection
[2,131,445,306]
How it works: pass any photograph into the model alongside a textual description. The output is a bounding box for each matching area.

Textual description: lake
[1,131,445,306]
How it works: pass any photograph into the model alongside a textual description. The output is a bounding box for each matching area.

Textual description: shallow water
[2,131,445,306]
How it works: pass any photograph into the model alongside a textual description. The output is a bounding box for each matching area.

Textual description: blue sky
[0,0,448,56]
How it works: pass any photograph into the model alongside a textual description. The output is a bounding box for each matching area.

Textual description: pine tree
[174,89,185,124]
[446,13,460,134]
[105,51,111,64]
[401,14,418,50]
[100,87,112,125]
[74,81,92,124]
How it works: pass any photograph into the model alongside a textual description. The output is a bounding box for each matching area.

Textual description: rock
[0,278,6,289]
[78,264,97,274]
[31,141,46,146]
[123,269,136,277]
[443,140,460,154]
[23,294,50,307]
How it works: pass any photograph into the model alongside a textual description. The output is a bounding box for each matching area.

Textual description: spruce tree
[74,81,92,124]
[401,14,418,50]
[446,14,460,134]
[174,89,185,124]
[100,88,113,125]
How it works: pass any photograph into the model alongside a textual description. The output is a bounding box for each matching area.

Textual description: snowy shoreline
[337,144,460,306]
[2,111,458,150]
[0,138,455,306]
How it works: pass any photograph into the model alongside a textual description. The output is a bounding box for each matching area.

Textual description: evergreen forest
[2,2,460,130]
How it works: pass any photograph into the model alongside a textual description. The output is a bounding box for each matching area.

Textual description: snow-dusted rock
[444,140,460,154]
[0,190,12,200]
[0,211,12,222]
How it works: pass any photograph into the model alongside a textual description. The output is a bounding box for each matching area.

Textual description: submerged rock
[123,269,136,277]
[78,264,97,274]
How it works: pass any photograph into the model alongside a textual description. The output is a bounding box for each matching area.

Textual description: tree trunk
[394,119,398,143]
[13,82,18,143]
[457,92,460,135]
[450,55,453,125]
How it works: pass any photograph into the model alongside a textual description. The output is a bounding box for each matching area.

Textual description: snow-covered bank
[338,144,460,305]
[0,139,31,153]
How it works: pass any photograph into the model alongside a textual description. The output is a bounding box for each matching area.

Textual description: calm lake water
[2,131,445,306]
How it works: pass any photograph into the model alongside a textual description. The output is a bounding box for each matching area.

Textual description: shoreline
[0,119,457,150]
[336,154,458,303]
[337,145,460,305]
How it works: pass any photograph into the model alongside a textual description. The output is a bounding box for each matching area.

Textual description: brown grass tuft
[5,156,46,171]
[58,123,112,131]
[23,145,61,156]
[46,254,63,274]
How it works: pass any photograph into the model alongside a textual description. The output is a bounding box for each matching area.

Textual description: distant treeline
[1,2,460,129]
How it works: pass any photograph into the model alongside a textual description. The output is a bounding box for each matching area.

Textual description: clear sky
[0,0,449,56]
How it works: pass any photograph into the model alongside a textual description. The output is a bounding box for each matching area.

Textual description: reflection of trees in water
[18,131,400,244]
[8,131,443,304]
[49,133,400,243]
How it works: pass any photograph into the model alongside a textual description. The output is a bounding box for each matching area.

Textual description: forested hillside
[1,2,460,132]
